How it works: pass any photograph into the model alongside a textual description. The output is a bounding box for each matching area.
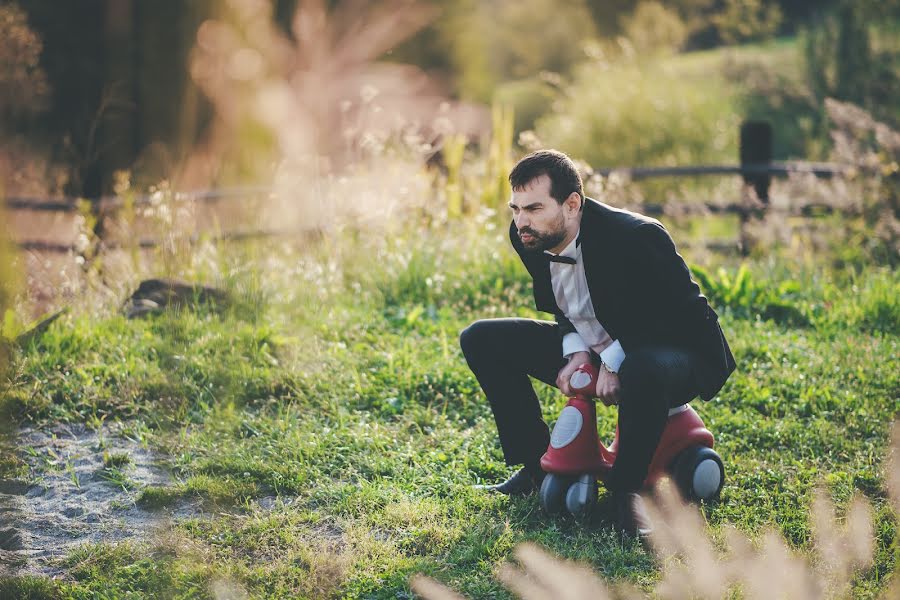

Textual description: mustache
[518,228,538,237]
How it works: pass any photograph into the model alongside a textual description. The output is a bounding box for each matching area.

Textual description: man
[460,150,736,537]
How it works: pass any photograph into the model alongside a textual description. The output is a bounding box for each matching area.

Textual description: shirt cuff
[562,332,590,358]
[599,340,626,373]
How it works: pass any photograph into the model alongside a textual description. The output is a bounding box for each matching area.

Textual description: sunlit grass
[0,212,897,597]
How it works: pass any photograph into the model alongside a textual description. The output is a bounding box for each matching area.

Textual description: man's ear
[564,192,582,215]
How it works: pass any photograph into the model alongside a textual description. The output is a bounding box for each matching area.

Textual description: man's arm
[631,221,709,327]
[555,312,578,347]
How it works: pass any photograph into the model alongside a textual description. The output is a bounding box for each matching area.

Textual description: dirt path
[0,423,200,577]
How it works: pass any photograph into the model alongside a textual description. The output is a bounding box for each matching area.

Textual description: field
[0,202,898,597]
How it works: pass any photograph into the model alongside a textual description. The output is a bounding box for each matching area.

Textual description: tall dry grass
[181,0,486,190]
[411,422,900,599]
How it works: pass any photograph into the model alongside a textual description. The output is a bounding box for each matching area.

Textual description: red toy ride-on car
[539,363,724,518]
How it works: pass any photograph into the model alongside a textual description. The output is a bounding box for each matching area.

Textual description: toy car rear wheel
[673,446,724,502]
[540,474,573,515]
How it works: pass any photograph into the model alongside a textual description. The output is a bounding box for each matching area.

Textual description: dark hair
[508,149,584,205]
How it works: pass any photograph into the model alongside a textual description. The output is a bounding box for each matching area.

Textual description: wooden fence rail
[2,121,873,256]
[4,162,852,213]
[594,161,852,180]
[2,164,860,255]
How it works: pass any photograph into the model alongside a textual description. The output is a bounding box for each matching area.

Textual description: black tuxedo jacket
[509,197,736,400]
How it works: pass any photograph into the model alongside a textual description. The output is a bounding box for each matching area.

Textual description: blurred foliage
[436,0,598,103]
[804,0,900,129]
[533,51,740,168]
[0,2,48,125]
[492,76,559,137]
[710,0,783,45]
[3,0,898,194]
[723,42,817,159]
[0,1,63,195]
[621,2,689,56]
[11,0,216,196]
[716,1,900,163]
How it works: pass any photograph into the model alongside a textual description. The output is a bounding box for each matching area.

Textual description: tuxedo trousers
[460,318,703,493]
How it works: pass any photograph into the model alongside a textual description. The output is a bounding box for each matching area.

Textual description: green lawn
[1,217,897,598]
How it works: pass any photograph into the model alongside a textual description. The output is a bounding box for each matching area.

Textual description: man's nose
[514,213,529,229]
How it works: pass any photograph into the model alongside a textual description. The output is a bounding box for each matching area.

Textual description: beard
[518,220,567,252]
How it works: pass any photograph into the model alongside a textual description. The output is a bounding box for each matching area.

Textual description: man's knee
[618,349,667,397]
[459,319,492,359]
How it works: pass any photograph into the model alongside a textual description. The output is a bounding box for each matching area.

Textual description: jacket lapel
[511,198,617,320]
[580,201,614,328]
[531,256,556,313]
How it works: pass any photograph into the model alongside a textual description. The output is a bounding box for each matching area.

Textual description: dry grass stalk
[496,543,613,600]
[409,575,468,600]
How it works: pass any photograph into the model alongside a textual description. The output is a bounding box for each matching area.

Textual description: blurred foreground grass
[0,214,897,598]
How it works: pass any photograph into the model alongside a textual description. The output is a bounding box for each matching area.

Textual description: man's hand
[595,365,620,406]
[556,351,591,396]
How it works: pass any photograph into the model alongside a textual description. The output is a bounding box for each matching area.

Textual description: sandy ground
[0,423,201,577]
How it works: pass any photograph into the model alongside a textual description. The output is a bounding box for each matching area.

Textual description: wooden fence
[3,122,867,257]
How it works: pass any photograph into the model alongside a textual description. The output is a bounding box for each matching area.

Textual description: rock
[0,528,24,551]
[123,278,231,318]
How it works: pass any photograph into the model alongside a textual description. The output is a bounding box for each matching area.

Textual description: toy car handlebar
[568,363,598,398]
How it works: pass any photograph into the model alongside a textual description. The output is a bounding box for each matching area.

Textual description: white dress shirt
[545,230,626,372]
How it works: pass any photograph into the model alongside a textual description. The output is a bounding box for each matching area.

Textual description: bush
[439,0,598,102]
[622,1,689,56]
[493,76,559,135]
[535,52,740,169]
[712,0,783,45]
[691,263,811,327]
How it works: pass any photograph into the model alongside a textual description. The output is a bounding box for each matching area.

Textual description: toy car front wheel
[672,446,724,502]
[540,473,573,515]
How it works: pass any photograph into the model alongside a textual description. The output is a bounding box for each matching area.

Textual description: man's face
[509,174,567,252]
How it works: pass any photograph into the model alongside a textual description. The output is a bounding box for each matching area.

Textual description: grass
[0,212,898,597]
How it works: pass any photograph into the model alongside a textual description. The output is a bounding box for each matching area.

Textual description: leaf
[731,264,751,306]
[690,265,716,296]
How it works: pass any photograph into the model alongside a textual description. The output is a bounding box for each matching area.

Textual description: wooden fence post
[739,120,772,254]
[740,120,772,203]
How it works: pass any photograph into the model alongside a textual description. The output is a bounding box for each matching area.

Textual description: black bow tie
[547,254,576,264]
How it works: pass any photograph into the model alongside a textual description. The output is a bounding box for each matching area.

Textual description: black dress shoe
[474,467,545,496]
[613,491,653,541]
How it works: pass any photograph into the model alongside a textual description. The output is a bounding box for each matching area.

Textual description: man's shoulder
[581,198,663,244]
[583,197,661,230]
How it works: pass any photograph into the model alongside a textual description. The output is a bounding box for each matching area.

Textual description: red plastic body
[540,363,715,490]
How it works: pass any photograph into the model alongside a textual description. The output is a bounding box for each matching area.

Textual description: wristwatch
[600,361,617,375]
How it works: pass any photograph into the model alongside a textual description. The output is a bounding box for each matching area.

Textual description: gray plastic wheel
[540,473,573,515]
[673,446,724,501]
[564,473,597,519]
